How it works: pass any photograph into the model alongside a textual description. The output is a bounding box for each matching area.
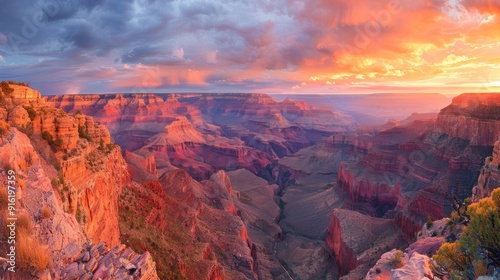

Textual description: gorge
[1,84,499,279]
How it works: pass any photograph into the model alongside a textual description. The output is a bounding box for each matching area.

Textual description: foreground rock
[365,249,436,280]
[326,209,404,279]
[0,84,158,279]
[61,243,158,280]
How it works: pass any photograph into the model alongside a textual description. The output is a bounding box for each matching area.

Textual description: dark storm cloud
[0,0,295,93]
[120,46,185,65]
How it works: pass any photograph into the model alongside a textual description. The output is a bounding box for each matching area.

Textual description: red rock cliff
[437,93,500,146]
[326,209,404,278]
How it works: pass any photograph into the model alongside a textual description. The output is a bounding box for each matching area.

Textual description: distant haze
[273,93,452,125]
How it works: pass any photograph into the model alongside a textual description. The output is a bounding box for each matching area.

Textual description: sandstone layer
[47,93,357,180]
[0,85,158,279]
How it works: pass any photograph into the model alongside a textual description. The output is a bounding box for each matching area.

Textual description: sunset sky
[0,0,499,95]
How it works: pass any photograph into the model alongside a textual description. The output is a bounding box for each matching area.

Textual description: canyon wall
[328,95,499,276]
[335,95,497,238]
[437,93,500,146]
[47,93,357,181]
[0,85,158,279]
[472,136,500,201]
[326,209,404,279]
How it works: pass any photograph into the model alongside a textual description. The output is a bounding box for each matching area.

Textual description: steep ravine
[263,160,342,279]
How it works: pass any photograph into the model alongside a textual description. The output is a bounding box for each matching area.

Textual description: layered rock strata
[0,86,158,279]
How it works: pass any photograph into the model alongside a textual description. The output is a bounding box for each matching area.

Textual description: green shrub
[78,125,92,141]
[426,215,433,229]
[42,131,53,143]
[0,120,10,136]
[42,131,63,151]
[435,189,500,279]
[22,105,36,121]
[389,250,405,268]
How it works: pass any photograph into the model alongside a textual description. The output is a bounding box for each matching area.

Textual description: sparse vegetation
[18,159,27,171]
[0,120,10,136]
[0,81,30,103]
[18,179,26,190]
[42,131,53,142]
[15,212,32,234]
[101,142,117,155]
[75,207,82,223]
[119,183,192,279]
[78,125,92,142]
[426,215,433,229]
[41,130,63,151]
[2,80,29,87]
[13,212,51,271]
[22,105,36,121]
[434,188,500,279]
[388,250,405,268]
[41,205,51,219]
[16,233,51,271]
[1,80,14,96]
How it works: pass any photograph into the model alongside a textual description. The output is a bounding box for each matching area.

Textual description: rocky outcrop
[119,169,259,279]
[337,161,401,214]
[326,209,404,278]
[9,84,43,101]
[472,137,500,201]
[365,250,436,280]
[77,147,129,247]
[437,93,500,146]
[60,243,158,280]
[0,88,158,279]
[336,98,495,242]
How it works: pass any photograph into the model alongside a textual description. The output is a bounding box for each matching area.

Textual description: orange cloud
[110,65,210,89]
[277,0,500,94]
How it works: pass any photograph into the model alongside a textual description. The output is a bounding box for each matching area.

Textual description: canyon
[1,83,499,279]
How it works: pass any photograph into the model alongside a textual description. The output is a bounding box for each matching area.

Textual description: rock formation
[118,169,259,279]
[334,96,495,243]
[326,209,404,279]
[46,93,357,179]
[365,249,437,280]
[437,93,500,146]
[0,85,158,279]
[472,136,500,201]
[39,90,500,278]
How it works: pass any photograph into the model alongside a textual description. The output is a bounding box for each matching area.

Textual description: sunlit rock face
[472,136,500,201]
[437,93,500,146]
[0,88,158,279]
[43,91,499,278]
[118,169,260,279]
[46,93,357,180]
